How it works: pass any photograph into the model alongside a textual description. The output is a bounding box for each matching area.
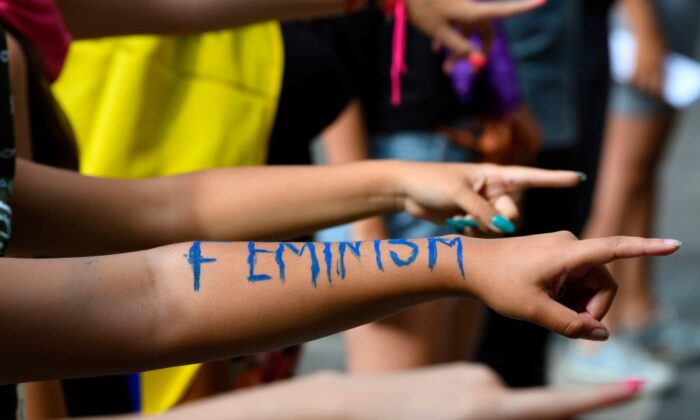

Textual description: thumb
[569,236,681,268]
[527,296,610,341]
[500,383,641,420]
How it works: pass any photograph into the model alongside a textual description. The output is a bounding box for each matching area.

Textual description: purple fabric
[448,21,521,119]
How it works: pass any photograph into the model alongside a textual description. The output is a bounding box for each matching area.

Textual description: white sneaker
[556,336,677,395]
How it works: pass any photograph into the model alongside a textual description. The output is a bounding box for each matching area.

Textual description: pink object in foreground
[622,378,646,393]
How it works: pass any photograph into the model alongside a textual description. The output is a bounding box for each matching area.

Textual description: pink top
[0,0,71,81]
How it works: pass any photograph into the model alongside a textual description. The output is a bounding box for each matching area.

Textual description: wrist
[362,160,408,215]
[432,235,480,299]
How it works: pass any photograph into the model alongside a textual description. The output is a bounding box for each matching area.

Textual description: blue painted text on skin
[237,237,466,289]
[248,241,274,282]
[323,242,333,284]
[338,241,362,279]
[387,239,419,267]
[428,237,465,279]
[276,242,320,287]
[185,241,217,291]
[373,240,384,272]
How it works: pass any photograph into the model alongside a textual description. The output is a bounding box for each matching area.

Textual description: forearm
[157,373,345,420]
[11,160,402,256]
[56,0,369,39]
[89,373,345,420]
[0,237,470,383]
[180,161,400,241]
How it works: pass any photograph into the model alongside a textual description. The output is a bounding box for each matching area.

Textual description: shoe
[636,307,700,364]
[556,336,677,395]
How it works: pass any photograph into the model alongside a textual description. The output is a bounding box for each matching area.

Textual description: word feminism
[185,237,465,291]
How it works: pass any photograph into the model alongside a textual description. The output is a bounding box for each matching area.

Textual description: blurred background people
[312,7,541,374]
[559,0,700,393]
[476,0,618,388]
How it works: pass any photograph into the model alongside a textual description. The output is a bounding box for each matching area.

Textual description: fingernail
[490,215,515,234]
[663,239,682,248]
[469,52,487,70]
[587,328,610,341]
[446,218,480,232]
[534,0,547,5]
[577,172,588,182]
[621,378,646,393]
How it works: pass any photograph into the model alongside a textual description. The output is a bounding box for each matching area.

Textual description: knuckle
[562,318,585,338]
[606,236,624,252]
[554,230,578,241]
[472,365,500,384]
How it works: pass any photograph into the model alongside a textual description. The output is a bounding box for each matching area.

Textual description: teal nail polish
[446,218,480,232]
[577,172,588,182]
[491,215,515,234]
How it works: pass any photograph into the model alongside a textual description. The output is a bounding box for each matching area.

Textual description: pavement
[298,91,700,419]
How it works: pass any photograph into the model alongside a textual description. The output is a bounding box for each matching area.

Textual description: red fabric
[0,0,71,81]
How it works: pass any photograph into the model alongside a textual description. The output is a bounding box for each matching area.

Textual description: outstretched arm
[10,159,582,257]
[55,0,543,57]
[148,365,643,420]
[0,233,679,384]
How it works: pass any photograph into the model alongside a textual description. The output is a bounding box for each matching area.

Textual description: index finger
[463,0,545,21]
[501,383,639,419]
[493,166,584,192]
[570,236,682,268]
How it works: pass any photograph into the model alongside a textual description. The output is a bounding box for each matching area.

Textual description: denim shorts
[609,0,700,116]
[316,131,476,242]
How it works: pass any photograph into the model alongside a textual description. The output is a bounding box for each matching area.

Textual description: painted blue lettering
[276,243,320,287]
[338,241,362,279]
[247,242,273,282]
[427,237,465,279]
[387,239,419,267]
[185,241,217,291]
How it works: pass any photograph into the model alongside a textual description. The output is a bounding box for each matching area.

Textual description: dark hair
[11,29,79,170]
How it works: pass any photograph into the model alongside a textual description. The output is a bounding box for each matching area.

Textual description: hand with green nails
[395,162,584,236]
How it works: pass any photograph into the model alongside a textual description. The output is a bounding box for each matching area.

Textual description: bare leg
[584,112,675,331]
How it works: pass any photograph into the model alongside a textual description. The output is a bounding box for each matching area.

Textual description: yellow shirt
[53,23,284,414]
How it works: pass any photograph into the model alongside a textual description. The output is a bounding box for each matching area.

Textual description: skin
[6,34,584,256]
[584,116,675,330]
[54,0,544,57]
[321,101,484,371]
[0,2,658,415]
[619,0,666,98]
[93,364,643,420]
[1,30,638,417]
[11,158,586,257]
[0,233,680,384]
[583,0,672,331]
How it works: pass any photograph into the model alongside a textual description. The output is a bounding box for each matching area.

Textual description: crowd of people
[0,0,697,418]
